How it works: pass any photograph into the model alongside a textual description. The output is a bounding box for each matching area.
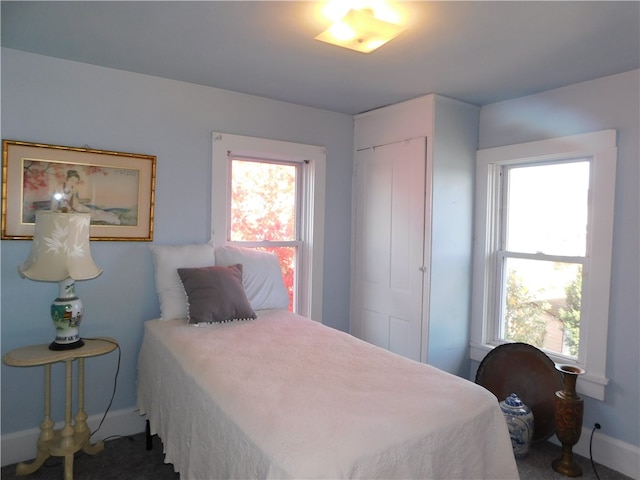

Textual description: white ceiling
[2,1,639,115]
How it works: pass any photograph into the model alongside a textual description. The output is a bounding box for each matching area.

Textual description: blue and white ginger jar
[500,393,535,458]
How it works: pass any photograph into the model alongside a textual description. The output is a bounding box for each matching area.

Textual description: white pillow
[150,243,216,320]
[214,245,289,310]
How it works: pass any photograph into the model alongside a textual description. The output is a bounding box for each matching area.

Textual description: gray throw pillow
[177,264,257,324]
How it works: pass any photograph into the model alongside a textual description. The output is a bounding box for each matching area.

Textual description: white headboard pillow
[150,243,216,320]
[214,245,289,311]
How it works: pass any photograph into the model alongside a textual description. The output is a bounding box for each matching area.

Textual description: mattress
[137,309,519,479]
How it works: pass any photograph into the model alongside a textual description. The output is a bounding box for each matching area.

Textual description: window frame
[470,130,617,400]
[212,132,326,322]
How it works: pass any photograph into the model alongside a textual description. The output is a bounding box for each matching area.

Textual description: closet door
[352,137,427,361]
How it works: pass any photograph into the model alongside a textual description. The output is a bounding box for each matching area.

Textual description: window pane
[501,257,582,358]
[506,162,590,256]
[230,160,297,242]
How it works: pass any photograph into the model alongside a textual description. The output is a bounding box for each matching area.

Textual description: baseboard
[549,427,640,479]
[1,407,146,467]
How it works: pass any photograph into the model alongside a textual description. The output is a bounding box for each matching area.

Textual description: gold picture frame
[2,140,156,241]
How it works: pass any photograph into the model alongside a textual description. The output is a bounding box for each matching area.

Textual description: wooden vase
[552,364,586,477]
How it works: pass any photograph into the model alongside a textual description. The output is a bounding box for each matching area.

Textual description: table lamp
[19,211,102,350]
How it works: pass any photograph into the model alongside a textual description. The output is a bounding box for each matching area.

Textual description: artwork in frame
[2,140,156,241]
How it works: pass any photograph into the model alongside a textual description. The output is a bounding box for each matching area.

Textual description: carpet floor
[1,432,632,479]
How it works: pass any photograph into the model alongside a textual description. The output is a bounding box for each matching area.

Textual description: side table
[2,337,118,480]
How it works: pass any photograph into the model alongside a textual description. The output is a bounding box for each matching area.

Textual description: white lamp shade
[19,211,103,282]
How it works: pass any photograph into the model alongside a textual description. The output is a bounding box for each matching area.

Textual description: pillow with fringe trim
[178,264,256,324]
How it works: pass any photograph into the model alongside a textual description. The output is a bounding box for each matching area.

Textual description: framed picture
[2,140,156,241]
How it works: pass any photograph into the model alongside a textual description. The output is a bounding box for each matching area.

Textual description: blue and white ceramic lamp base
[50,277,85,350]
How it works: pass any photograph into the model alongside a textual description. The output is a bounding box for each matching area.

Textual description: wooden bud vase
[552,364,586,477]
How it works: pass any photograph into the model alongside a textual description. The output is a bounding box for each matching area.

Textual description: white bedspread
[137,309,519,479]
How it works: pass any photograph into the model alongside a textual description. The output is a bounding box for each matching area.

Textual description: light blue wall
[427,96,479,376]
[476,69,640,448]
[0,48,354,435]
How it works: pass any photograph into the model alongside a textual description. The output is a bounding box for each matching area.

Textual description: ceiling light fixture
[315,7,405,53]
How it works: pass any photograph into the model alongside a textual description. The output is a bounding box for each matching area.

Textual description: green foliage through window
[504,268,549,347]
[558,268,582,357]
[504,264,582,358]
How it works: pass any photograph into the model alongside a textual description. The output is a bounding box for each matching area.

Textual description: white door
[352,137,427,361]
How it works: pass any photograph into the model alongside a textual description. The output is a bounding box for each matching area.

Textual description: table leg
[74,358,88,434]
[64,453,74,480]
[60,359,76,480]
[15,364,54,476]
[76,357,105,455]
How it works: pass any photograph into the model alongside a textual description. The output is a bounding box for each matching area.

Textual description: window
[500,161,589,358]
[470,130,617,400]
[212,132,326,321]
[229,158,300,311]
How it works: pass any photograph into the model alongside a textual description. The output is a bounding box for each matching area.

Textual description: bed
[137,243,519,479]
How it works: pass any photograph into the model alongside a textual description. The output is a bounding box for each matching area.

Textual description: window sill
[470,342,608,401]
